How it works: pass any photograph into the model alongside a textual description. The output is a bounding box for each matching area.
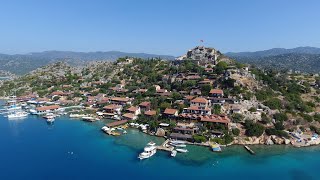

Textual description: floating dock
[244,145,255,155]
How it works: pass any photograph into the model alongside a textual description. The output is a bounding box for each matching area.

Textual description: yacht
[7,111,28,119]
[138,143,157,160]
[176,148,188,153]
[6,104,22,111]
[171,150,177,157]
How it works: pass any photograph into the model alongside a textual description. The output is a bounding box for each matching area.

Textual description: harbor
[2,114,320,180]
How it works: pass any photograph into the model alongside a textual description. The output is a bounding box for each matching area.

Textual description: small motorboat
[170,140,186,144]
[176,148,188,153]
[171,150,177,157]
[147,141,156,146]
[46,118,55,123]
[170,143,186,148]
[43,113,55,119]
[123,130,127,134]
[101,126,110,132]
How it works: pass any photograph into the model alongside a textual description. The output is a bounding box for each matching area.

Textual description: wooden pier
[156,139,174,152]
[244,145,255,155]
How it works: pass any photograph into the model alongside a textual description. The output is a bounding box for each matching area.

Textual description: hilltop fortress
[175,46,222,65]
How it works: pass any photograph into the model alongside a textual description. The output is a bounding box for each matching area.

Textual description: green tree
[212,104,221,114]
[232,128,240,136]
[244,120,265,137]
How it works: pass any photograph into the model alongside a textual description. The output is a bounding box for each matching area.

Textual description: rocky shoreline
[233,135,320,147]
[150,128,320,148]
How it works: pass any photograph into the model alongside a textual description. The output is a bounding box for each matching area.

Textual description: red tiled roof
[164,108,178,115]
[156,89,167,93]
[51,91,65,96]
[144,110,157,116]
[123,113,135,119]
[139,101,151,107]
[191,97,208,104]
[184,95,195,100]
[127,106,139,112]
[209,89,223,94]
[200,115,230,124]
[106,120,128,128]
[186,106,210,111]
[36,105,60,111]
[111,97,131,102]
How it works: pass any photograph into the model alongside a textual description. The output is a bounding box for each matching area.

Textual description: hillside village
[1,46,320,147]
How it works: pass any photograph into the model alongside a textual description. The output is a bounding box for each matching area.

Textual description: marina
[1,113,320,180]
[0,115,320,180]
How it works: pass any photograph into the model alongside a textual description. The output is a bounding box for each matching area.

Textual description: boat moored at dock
[176,148,188,153]
[138,142,157,160]
[171,150,177,157]
[7,111,28,119]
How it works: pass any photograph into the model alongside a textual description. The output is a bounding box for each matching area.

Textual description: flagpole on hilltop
[200,39,204,47]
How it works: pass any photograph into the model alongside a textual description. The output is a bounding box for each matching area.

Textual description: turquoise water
[1,115,320,180]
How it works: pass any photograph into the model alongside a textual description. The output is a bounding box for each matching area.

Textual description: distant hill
[226,47,320,73]
[226,46,320,57]
[0,51,175,75]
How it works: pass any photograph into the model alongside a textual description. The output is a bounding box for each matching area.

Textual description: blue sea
[1,115,320,180]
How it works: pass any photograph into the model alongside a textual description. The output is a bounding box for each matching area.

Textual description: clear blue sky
[1,0,320,56]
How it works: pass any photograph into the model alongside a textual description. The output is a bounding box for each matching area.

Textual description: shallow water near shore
[1,115,320,180]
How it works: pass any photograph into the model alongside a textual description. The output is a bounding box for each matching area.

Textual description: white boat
[46,118,55,123]
[43,113,55,119]
[7,111,28,119]
[69,114,87,118]
[123,130,127,134]
[6,105,22,111]
[171,150,177,157]
[147,141,156,146]
[82,116,98,122]
[171,143,186,148]
[170,140,186,144]
[176,148,188,153]
[101,126,110,131]
[96,111,104,116]
[138,145,157,160]
[29,109,38,115]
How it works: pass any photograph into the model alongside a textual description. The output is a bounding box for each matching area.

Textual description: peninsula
[1,46,320,149]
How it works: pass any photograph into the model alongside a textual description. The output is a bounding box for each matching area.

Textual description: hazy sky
[1,0,320,55]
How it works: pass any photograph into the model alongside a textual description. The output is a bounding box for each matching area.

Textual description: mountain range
[226,47,320,73]
[1,46,320,75]
[226,46,320,57]
[0,51,175,75]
